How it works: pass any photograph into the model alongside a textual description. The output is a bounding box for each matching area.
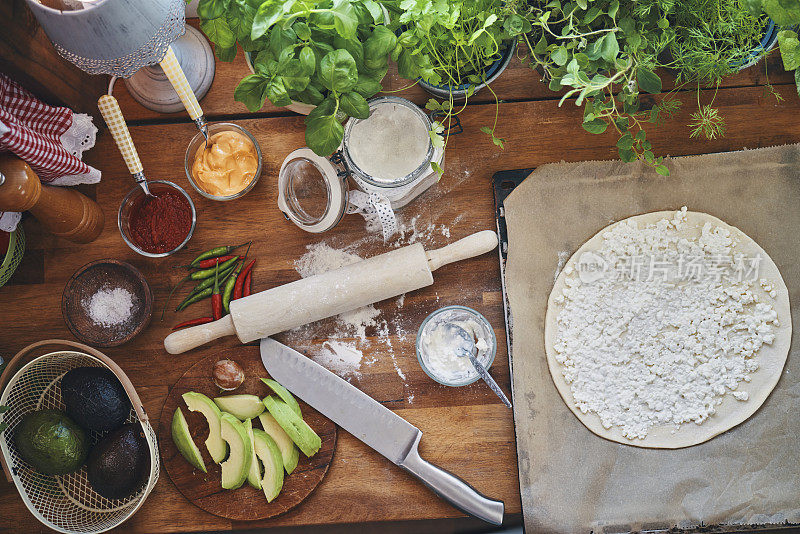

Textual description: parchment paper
[504,144,800,534]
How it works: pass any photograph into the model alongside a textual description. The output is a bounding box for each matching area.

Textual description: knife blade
[259,337,505,526]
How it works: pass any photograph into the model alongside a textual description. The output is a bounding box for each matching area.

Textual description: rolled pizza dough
[544,210,792,448]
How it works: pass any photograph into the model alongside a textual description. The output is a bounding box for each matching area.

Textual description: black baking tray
[491,168,533,389]
[490,166,797,534]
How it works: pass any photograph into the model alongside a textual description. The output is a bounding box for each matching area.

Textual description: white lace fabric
[51,113,101,186]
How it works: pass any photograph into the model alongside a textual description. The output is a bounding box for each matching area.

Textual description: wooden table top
[3,21,800,533]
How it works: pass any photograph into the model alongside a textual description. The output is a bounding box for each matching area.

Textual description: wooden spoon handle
[160,46,204,121]
[97,94,143,176]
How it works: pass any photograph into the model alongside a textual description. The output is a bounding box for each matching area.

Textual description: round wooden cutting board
[157,346,337,521]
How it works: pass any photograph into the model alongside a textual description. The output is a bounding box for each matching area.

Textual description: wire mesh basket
[0,340,159,534]
[0,225,25,288]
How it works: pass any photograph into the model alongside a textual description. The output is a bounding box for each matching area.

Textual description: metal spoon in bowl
[447,324,512,408]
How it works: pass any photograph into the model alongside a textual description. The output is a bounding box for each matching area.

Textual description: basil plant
[197,0,397,156]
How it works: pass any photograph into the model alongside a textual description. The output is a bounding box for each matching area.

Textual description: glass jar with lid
[277,96,444,235]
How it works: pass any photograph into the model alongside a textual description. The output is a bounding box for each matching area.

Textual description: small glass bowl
[118,180,196,258]
[184,122,263,201]
[415,305,497,387]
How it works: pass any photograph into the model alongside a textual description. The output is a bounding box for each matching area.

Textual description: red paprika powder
[128,188,192,254]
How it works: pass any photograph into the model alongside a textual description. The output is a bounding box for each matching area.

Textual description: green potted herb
[384,0,530,150]
[659,0,775,140]
[520,0,673,175]
[196,0,397,156]
[745,0,800,95]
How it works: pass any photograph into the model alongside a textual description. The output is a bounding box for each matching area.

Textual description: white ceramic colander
[0,340,159,533]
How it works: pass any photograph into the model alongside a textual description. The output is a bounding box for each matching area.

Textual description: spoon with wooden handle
[97,94,153,197]
[159,46,209,145]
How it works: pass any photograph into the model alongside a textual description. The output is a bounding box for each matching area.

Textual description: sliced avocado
[86,424,150,500]
[252,429,284,503]
[213,394,265,420]
[260,378,301,417]
[219,412,251,490]
[262,396,321,457]
[243,418,261,489]
[258,412,299,474]
[182,392,227,464]
[14,409,88,475]
[171,408,206,473]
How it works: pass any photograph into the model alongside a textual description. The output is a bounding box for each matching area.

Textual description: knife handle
[399,433,504,526]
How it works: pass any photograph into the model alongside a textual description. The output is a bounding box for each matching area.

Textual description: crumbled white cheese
[553,208,776,440]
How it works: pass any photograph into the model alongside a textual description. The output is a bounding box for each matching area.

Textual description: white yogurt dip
[416,306,495,385]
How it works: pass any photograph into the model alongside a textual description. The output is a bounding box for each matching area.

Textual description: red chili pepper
[243,271,252,297]
[171,317,213,330]
[234,259,256,300]
[188,255,237,270]
[211,263,223,321]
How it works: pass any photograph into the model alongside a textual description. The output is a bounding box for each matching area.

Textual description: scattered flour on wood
[293,242,409,381]
[294,243,381,342]
[391,215,452,247]
[311,341,365,378]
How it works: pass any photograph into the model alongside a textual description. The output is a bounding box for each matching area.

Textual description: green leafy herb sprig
[384,0,529,158]
[519,0,673,175]
[755,0,800,97]
[196,0,397,156]
[661,0,770,141]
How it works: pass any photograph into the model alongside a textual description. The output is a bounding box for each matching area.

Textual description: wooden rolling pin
[164,230,498,354]
[0,154,104,243]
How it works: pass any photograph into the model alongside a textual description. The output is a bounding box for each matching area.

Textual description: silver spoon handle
[469,354,512,408]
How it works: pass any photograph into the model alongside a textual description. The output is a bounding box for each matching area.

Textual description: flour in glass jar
[346,101,430,182]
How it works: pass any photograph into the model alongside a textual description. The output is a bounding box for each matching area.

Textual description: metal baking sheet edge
[492,168,534,394]
[490,167,799,534]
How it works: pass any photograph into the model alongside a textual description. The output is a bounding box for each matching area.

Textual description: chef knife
[259,337,505,526]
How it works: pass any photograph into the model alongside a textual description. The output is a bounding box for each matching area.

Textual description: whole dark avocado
[61,367,130,432]
[87,423,150,500]
[14,409,89,475]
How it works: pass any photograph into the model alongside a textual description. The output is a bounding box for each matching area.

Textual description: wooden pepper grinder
[0,154,104,243]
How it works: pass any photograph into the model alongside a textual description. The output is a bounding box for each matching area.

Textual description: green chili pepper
[189,242,249,268]
[161,255,242,320]
[191,256,240,280]
[176,263,237,311]
[188,263,237,296]
[176,287,213,312]
[175,265,237,312]
[222,260,244,314]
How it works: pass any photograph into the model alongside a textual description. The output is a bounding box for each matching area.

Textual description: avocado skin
[61,367,131,432]
[14,409,89,475]
[87,424,150,500]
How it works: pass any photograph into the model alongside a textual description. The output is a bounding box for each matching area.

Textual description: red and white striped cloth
[0,73,100,232]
